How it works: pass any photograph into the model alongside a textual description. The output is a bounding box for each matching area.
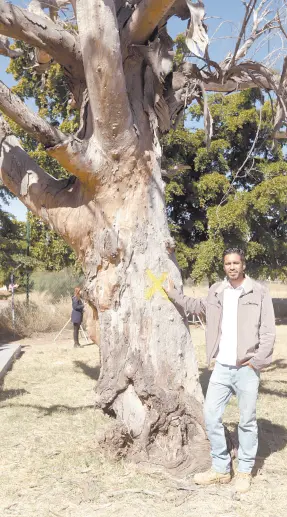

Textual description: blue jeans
[204,361,260,474]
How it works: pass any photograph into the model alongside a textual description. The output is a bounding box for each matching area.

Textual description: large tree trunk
[0,110,210,474]
[81,138,210,474]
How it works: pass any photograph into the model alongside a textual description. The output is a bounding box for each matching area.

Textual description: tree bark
[0,107,211,473]
[82,139,210,474]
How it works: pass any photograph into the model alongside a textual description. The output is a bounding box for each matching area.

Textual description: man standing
[165,248,275,493]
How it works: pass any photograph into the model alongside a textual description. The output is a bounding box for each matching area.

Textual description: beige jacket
[169,276,275,371]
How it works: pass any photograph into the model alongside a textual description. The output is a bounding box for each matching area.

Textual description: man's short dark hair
[223,247,245,262]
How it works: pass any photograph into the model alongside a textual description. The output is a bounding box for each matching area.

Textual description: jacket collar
[215,275,253,295]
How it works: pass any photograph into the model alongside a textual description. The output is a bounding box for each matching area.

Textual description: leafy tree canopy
[5,42,287,284]
[163,89,287,283]
[4,43,79,276]
[0,187,26,285]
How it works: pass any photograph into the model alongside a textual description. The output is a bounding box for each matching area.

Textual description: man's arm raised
[163,277,207,317]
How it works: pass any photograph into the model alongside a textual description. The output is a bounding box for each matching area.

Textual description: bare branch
[234,2,279,62]
[277,12,287,37]
[28,0,71,21]
[0,0,84,82]
[176,61,279,93]
[0,115,76,234]
[217,104,263,209]
[198,82,213,148]
[0,80,101,184]
[273,56,287,134]
[0,80,66,148]
[76,0,135,147]
[0,34,23,58]
[229,0,258,67]
[0,116,105,257]
[226,61,281,98]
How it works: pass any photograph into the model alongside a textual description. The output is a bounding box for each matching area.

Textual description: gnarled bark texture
[0,0,286,474]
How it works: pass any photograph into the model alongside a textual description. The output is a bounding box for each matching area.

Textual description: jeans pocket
[244,365,260,383]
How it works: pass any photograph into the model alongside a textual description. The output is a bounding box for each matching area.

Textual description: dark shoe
[74,342,80,348]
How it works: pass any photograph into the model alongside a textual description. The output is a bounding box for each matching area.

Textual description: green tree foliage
[28,212,78,272]
[6,42,287,284]
[163,89,287,283]
[5,41,80,274]
[0,186,26,285]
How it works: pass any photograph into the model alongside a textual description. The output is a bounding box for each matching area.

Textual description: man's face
[223,253,245,282]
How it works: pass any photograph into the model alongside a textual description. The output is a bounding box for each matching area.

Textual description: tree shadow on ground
[73,360,100,381]
[256,419,287,473]
[263,358,287,373]
[0,402,94,416]
[0,329,22,345]
[199,364,287,477]
[227,419,287,475]
[0,388,29,402]
[259,383,287,398]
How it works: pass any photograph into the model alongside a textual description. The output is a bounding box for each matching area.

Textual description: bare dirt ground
[1,286,287,517]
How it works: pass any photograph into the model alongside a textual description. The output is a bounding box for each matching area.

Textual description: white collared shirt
[216,280,246,366]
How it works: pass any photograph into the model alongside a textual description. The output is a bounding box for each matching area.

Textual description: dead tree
[0,0,286,474]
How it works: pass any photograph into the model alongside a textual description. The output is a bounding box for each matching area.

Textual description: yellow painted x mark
[145,269,169,300]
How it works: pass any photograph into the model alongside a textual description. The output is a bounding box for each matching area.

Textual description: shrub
[31,268,84,302]
[0,292,71,337]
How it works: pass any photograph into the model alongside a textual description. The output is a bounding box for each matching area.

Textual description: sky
[0,0,285,221]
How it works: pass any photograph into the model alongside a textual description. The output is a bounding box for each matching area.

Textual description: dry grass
[0,293,71,338]
[0,285,286,517]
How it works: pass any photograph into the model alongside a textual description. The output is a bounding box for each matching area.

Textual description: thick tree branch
[0,34,23,57]
[0,81,102,185]
[76,0,135,148]
[122,0,176,45]
[274,131,287,139]
[0,115,75,233]
[0,80,66,148]
[0,0,84,82]
[0,116,105,257]
[177,61,280,94]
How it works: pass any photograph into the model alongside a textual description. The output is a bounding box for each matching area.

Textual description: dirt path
[0,328,286,517]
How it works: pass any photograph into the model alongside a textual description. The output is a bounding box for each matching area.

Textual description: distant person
[71,287,84,348]
[164,248,275,493]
